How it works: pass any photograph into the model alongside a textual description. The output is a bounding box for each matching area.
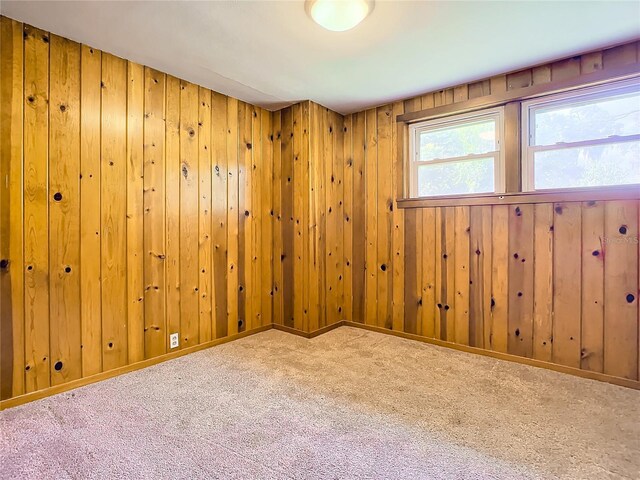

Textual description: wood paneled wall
[272,102,346,332]
[395,201,639,380]
[2,15,639,403]
[336,41,640,381]
[0,17,275,400]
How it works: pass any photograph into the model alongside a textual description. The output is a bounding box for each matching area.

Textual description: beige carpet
[1,326,639,479]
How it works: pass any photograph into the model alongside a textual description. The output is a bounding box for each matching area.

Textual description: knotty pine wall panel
[273,102,346,332]
[2,15,639,403]
[387,202,638,381]
[335,41,640,383]
[0,17,275,401]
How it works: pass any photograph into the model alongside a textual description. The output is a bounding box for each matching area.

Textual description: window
[409,108,505,198]
[522,80,640,191]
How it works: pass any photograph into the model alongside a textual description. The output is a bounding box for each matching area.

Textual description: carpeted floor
[1,327,639,479]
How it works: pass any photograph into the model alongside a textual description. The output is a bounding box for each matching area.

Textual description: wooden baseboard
[272,321,345,339]
[342,321,640,390]
[0,324,273,411]
[4,319,637,410]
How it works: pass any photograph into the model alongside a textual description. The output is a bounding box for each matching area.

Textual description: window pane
[534,142,640,189]
[419,118,496,161]
[418,158,494,196]
[533,90,640,146]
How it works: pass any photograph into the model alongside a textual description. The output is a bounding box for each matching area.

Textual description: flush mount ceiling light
[305,0,375,32]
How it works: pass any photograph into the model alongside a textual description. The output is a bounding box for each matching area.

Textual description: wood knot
[619,225,627,235]
[515,206,521,216]
[59,104,67,112]
[53,192,63,202]
[54,361,63,371]
[64,266,72,273]
[380,264,387,271]
[627,294,636,303]
[554,206,563,215]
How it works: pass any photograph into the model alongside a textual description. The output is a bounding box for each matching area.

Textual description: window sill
[396,185,640,208]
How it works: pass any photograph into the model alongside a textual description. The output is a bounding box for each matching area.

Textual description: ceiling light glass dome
[306,0,375,32]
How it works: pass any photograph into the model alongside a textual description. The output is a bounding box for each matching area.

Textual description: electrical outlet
[169,333,179,349]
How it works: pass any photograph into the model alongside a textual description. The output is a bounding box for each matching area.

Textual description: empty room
[1,0,639,478]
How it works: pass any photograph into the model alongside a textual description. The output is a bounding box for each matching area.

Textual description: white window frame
[408,107,505,198]
[521,78,640,191]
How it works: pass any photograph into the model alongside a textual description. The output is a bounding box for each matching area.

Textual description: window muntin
[522,80,640,191]
[409,108,505,198]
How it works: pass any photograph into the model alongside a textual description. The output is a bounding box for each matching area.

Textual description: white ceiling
[2,1,639,114]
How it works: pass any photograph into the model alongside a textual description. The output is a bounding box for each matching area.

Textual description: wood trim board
[3,319,636,411]
[341,322,640,390]
[397,63,640,124]
[397,185,640,208]
[0,325,272,410]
